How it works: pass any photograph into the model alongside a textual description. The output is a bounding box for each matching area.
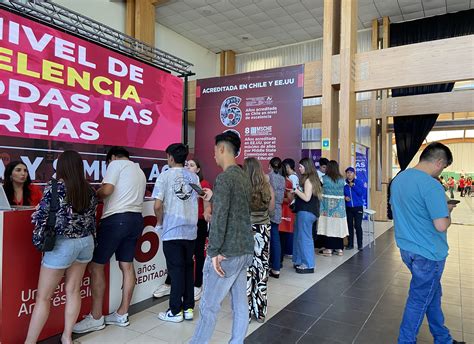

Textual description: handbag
[33,179,59,252]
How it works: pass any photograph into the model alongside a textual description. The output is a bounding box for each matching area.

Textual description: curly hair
[243,158,271,211]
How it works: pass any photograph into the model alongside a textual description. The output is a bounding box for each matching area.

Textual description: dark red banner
[194,66,304,181]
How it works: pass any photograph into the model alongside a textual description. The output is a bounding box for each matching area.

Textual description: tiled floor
[246,197,474,344]
[40,197,472,343]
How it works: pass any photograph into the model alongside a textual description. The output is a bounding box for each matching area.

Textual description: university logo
[220,96,242,127]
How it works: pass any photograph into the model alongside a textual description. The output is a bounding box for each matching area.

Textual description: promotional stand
[0,201,166,343]
[0,1,192,342]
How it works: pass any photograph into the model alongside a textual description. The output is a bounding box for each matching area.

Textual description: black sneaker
[346,246,354,250]
[453,340,466,344]
[269,270,280,279]
[296,265,314,274]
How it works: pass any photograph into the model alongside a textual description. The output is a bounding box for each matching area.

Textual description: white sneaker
[194,286,202,301]
[105,311,129,327]
[72,314,105,334]
[153,284,171,298]
[184,308,194,321]
[158,309,183,323]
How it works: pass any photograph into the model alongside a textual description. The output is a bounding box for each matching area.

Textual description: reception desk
[0,201,166,343]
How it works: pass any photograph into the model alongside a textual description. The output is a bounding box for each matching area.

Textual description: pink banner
[0,9,183,151]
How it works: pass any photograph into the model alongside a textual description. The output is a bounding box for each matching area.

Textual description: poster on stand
[355,144,370,209]
[195,66,304,182]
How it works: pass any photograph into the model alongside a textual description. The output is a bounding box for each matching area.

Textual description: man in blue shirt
[390,142,463,344]
[344,167,365,250]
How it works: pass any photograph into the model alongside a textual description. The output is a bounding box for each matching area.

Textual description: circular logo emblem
[173,176,194,201]
[220,96,242,127]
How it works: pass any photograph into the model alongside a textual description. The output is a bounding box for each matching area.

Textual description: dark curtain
[387,9,474,218]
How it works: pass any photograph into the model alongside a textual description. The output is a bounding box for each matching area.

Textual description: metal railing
[0,0,194,76]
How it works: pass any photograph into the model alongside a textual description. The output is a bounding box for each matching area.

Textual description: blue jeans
[398,250,452,344]
[190,254,253,344]
[269,222,281,271]
[293,211,317,268]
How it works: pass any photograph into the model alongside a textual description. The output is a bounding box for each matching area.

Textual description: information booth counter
[0,200,166,343]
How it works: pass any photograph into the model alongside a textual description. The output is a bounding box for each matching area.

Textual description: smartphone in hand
[447,199,460,205]
[189,183,205,196]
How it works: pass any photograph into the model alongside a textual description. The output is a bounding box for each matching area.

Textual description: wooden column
[370,19,378,213]
[369,16,390,221]
[321,0,341,160]
[339,0,358,170]
[219,50,236,76]
[126,0,135,37]
[126,0,167,45]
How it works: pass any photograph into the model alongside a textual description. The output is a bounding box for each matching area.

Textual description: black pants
[194,219,208,288]
[346,206,363,249]
[163,240,195,314]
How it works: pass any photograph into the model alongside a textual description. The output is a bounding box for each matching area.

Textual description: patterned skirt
[247,223,271,320]
[318,194,348,238]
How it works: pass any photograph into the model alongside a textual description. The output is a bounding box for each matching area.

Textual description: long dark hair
[189,158,204,182]
[326,160,344,182]
[56,151,90,212]
[3,161,32,205]
[281,158,295,178]
[299,158,322,199]
[269,157,282,174]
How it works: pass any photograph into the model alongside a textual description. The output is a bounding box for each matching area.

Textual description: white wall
[52,0,126,33]
[406,142,474,174]
[155,23,219,80]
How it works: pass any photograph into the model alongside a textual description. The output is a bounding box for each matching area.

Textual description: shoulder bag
[33,179,59,252]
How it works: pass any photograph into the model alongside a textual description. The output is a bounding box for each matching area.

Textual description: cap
[345,167,355,173]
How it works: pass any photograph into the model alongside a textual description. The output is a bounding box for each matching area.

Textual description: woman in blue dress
[317,160,348,256]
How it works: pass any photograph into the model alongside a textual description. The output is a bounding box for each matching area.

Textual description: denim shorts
[92,212,144,264]
[42,235,94,269]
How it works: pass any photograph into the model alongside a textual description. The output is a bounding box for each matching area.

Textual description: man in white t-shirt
[153,143,199,323]
[74,147,146,333]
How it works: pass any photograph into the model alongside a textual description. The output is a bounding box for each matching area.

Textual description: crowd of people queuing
[2,134,468,343]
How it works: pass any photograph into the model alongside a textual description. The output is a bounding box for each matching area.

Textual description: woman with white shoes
[25,151,97,344]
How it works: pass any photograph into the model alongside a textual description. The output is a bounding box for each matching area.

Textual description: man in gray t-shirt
[154,143,199,323]
[190,131,253,344]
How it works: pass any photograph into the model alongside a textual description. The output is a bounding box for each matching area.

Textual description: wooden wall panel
[355,35,474,92]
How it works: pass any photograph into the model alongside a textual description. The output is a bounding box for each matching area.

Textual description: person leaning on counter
[3,161,42,206]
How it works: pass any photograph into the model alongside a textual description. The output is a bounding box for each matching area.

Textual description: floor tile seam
[259,321,307,335]
[295,303,333,343]
[315,230,395,292]
[351,252,406,344]
[282,304,333,319]
[340,239,397,297]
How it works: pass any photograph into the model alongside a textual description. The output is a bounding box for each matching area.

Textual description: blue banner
[355,144,369,209]
[302,146,369,209]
